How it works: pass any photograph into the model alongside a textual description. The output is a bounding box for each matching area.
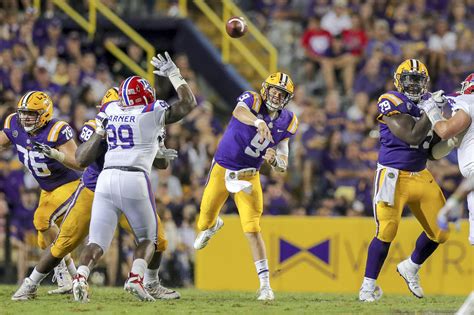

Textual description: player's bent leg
[194,216,224,250]
[144,237,180,299]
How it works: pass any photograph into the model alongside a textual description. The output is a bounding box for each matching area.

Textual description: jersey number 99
[107,124,134,150]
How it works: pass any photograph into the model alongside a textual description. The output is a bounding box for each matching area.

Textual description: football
[225,16,248,38]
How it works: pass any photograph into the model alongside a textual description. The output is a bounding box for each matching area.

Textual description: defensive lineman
[72,52,196,302]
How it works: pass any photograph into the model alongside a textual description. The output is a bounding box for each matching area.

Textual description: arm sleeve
[276,138,289,156]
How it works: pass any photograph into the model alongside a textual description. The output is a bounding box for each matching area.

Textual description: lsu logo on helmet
[260,72,294,111]
[101,87,119,106]
[17,91,53,133]
[393,59,429,102]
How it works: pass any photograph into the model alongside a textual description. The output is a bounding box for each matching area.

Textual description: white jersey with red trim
[101,99,169,174]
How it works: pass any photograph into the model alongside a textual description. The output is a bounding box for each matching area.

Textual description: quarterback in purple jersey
[1,91,84,298]
[359,59,449,302]
[194,72,298,301]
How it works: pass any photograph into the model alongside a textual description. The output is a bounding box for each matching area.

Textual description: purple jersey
[214,91,298,170]
[78,120,107,192]
[3,114,80,191]
[376,91,432,172]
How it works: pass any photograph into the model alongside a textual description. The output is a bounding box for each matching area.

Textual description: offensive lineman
[1,91,83,296]
[359,59,449,302]
[72,52,197,302]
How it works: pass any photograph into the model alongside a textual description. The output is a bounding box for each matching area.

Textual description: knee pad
[377,220,398,243]
[33,212,50,232]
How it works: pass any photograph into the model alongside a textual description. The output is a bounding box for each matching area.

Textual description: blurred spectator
[428,18,457,79]
[365,19,402,76]
[320,0,351,36]
[353,57,387,98]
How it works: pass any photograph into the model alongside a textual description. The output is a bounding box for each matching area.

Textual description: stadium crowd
[0,0,472,286]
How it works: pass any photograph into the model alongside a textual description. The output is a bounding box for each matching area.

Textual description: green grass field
[0,285,466,314]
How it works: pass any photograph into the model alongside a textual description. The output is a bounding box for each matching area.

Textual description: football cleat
[257,286,275,301]
[72,274,89,302]
[124,272,155,302]
[48,260,73,294]
[193,217,224,250]
[145,280,181,300]
[11,278,38,301]
[456,291,474,315]
[359,285,383,302]
[397,259,424,298]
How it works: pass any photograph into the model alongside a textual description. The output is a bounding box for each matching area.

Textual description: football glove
[33,141,65,162]
[418,98,443,125]
[95,112,108,137]
[155,148,178,161]
[151,51,180,78]
[150,51,186,90]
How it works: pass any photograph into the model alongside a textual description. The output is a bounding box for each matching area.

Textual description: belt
[104,166,145,173]
[228,168,257,180]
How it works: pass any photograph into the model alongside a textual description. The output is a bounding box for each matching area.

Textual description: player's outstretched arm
[233,105,274,143]
[383,113,431,145]
[165,84,197,124]
[150,51,197,124]
[433,109,471,140]
[0,130,11,150]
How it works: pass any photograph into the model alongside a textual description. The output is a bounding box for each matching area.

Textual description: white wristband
[425,107,444,126]
[271,155,287,172]
[96,127,106,137]
[254,119,264,128]
[169,72,187,91]
[50,148,65,163]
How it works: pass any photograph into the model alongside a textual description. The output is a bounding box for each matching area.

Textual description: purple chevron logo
[279,238,330,265]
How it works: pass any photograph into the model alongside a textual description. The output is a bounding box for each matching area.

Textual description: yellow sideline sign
[195,216,473,295]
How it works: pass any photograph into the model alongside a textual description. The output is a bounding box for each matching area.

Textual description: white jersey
[101,99,168,174]
[448,94,474,177]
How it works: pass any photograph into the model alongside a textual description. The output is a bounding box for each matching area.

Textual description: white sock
[29,268,48,285]
[77,265,90,280]
[144,268,159,284]
[131,258,148,278]
[65,257,77,277]
[362,277,376,290]
[255,259,270,288]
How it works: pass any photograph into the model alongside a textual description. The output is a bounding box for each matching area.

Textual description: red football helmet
[118,76,156,107]
[460,73,474,95]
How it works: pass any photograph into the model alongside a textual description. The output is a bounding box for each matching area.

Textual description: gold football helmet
[17,91,53,133]
[100,87,119,106]
[260,72,294,111]
[393,59,429,102]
